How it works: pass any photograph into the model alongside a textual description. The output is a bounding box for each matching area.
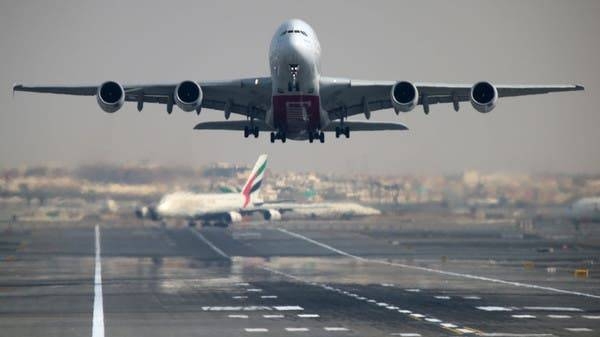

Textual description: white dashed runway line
[285,327,310,332]
[512,314,536,319]
[565,327,593,332]
[228,314,249,319]
[297,314,320,318]
[263,314,284,318]
[244,328,268,332]
[324,327,350,331]
[277,228,600,300]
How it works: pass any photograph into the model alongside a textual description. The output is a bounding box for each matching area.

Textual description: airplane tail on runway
[241,154,268,208]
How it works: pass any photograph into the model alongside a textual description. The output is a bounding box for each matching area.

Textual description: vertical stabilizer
[241,154,268,207]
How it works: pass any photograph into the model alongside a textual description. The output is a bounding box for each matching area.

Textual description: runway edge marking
[189,228,230,259]
[92,225,105,337]
[276,228,600,300]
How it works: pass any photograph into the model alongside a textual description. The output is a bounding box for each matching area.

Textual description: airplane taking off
[14,19,583,143]
[136,154,282,227]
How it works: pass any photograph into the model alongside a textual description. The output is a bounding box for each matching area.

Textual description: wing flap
[193,120,275,131]
[324,121,408,132]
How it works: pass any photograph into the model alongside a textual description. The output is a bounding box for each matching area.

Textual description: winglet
[575,84,585,91]
[12,83,20,98]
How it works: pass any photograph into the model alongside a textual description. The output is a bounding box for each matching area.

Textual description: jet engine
[226,211,243,223]
[134,206,160,221]
[174,80,203,112]
[263,209,282,221]
[470,81,498,113]
[391,81,418,113]
[96,81,125,113]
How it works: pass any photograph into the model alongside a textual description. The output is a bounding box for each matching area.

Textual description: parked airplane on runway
[135,154,282,227]
[14,19,583,143]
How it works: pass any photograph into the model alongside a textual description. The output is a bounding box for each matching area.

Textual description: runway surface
[1,221,599,337]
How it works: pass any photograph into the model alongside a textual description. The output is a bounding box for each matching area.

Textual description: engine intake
[226,211,243,223]
[470,81,498,113]
[97,81,125,113]
[391,81,418,113]
[263,209,282,221]
[175,81,203,112]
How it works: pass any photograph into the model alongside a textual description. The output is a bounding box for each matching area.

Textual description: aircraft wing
[194,120,275,131]
[13,77,272,119]
[323,121,408,132]
[319,77,584,119]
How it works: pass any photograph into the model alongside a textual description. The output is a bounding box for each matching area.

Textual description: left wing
[323,121,408,131]
[13,77,272,119]
[194,120,275,131]
[320,77,584,119]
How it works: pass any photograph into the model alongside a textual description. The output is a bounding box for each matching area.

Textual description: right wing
[320,77,584,119]
[13,78,272,119]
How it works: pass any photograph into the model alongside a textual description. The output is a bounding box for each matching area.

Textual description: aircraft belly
[272,94,320,139]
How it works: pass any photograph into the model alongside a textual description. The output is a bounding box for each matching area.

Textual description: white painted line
[386,306,399,310]
[463,296,481,300]
[477,306,514,312]
[260,295,277,299]
[236,282,250,286]
[405,288,421,292]
[398,310,412,314]
[512,314,536,319]
[324,327,349,331]
[441,323,458,328]
[547,314,571,319]
[247,288,263,292]
[285,327,309,332]
[478,332,554,337]
[189,228,229,259]
[456,328,475,334]
[582,315,600,319]
[434,296,451,300]
[92,225,104,337]
[297,314,320,318]
[390,333,421,337]
[410,313,425,318]
[244,328,268,332]
[523,306,582,312]
[565,328,593,332]
[277,228,600,300]
[233,296,248,299]
[377,302,389,306]
[229,314,249,318]
[425,318,441,323]
[263,314,284,318]
[274,305,303,311]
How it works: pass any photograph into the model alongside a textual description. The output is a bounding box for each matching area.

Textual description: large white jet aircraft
[136,154,282,227]
[14,19,583,143]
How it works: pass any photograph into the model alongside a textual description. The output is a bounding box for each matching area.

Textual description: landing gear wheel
[253,126,259,138]
[335,126,341,138]
[270,132,276,143]
[319,131,325,143]
[281,133,287,143]
[243,126,250,138]
[344,126,350,138]
[309,132,314,143]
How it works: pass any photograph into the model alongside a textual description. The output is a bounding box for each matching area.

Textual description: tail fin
[241,154,268,208]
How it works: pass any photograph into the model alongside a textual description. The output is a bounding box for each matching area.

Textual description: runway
[1,221,599,337]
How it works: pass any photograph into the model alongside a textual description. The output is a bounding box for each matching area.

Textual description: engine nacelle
[97,81,125,113]
[174,80,203,112]
[263,209,282,221]
[226,211,243,223]
[134,206,160,221]
[470,81,498,113]
[391,81,419,113]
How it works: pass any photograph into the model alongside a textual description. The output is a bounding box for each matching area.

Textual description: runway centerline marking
[92,225,104,337]
[277,228,600,300]
[188,228,230,259]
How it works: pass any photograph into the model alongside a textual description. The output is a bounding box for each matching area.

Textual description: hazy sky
[1,0,599,174]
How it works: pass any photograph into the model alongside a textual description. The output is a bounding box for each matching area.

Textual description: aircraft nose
[282,35,313,63]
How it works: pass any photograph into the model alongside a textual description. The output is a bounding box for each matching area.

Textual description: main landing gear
[335,126,350,138]
[308,131,325,143]
[244,125,259,138]
[270,131,287,143]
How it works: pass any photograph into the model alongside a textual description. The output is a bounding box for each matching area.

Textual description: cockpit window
[280,29,308,37]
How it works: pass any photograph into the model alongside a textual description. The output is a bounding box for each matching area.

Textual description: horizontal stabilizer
[324,121,408,132]
[194,120,275,131]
